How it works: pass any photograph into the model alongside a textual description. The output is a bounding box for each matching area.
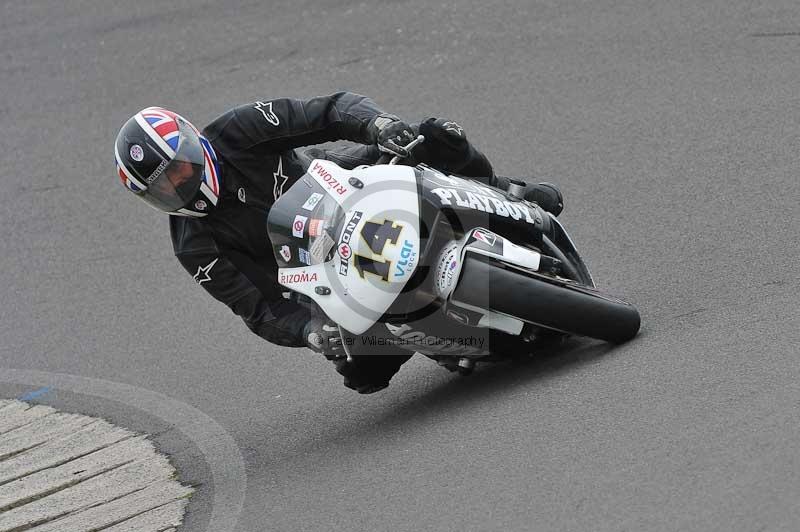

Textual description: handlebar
[375,134,426,165]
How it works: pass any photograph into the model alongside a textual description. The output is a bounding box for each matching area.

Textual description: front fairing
[268,160,422,334]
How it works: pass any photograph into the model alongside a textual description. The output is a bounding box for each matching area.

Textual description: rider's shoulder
[169,214,216,255]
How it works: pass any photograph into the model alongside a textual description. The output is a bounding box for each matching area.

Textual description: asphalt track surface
[2,1,799,531]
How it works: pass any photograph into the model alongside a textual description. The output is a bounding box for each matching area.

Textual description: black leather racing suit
[170,92,495,360]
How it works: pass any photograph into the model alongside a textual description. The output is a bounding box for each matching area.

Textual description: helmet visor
[138,120,206,212]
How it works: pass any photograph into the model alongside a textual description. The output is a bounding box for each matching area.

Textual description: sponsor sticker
[393,239,418,278]
[338,243,352,260]
[279,245,291,262]
[129,144,144,161]
[292,215,308,238]
[338,211,363,276]
[310,232,335,264]
[279,270,319,285]
[430,187,536,225]
[301,192,324,211]
[308,218,325,237]
[472,229,496,246]
[435,242,460,297]
[311,161,348,195]
[298,248,311,265]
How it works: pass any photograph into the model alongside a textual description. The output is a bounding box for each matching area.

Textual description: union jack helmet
[114,107,220,217]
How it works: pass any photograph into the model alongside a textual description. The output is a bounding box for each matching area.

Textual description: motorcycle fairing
[545,214,595,287]
[277,160,421,334]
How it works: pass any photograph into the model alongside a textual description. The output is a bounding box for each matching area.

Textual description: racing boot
[494,176,564,216]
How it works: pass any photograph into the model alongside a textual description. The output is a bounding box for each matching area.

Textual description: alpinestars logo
[193,258,219,285]
[254,101,280,126]
[273,157,289,201]
[442,121,463,136]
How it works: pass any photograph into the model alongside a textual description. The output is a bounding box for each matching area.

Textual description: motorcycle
[266,136,640,374]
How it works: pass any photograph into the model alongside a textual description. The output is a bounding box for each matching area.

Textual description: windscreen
[266,174,345,268]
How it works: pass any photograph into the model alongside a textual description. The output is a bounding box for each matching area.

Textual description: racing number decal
[353,255,392,281]
[353,220,402,281]
[360,220,402,253]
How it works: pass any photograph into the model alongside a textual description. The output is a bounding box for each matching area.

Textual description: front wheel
[451,255,641,344]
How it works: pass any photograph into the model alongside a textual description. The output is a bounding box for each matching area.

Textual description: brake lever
[389,134,426,165]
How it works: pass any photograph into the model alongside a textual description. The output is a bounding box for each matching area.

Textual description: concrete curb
[0,400,193,532]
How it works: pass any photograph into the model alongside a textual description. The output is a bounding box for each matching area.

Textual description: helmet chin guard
[115,107,220,217]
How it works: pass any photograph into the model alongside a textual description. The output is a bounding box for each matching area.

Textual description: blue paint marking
[18,387,51,401]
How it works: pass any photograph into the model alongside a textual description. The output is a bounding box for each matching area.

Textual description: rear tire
[451,255,641,344]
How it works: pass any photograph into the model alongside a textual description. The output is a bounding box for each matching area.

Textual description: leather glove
[304,318,345,360]
[418,117,468,152]
[415,117,479,172]
[369,114,415,158]
[426,117,466,140]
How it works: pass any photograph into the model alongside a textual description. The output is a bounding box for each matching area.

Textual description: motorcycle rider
[114,92,563,393]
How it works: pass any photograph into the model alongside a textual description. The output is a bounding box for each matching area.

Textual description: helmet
[114,107,220,217]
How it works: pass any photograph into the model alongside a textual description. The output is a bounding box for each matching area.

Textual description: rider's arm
[175,249,312,346]
[171,221,311,347]
[203,92,388,153]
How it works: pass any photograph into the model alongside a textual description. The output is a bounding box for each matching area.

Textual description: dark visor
[138,120,205,212]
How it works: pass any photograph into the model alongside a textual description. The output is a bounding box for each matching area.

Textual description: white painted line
[0,400,193,532]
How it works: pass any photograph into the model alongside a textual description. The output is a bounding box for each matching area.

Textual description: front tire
[451,255,641,344]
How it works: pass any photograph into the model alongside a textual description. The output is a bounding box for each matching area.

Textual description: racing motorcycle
[267,136,640,374]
